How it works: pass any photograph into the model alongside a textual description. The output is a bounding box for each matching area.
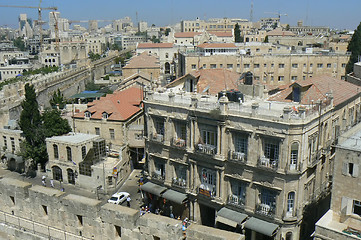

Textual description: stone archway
[67,168,75,185]
[165,62,171,74]
[52,165,63,181]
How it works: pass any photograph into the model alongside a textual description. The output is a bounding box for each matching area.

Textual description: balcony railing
[171,138,186,148]
[227,194,245,207]
[152,172,165,181]
[258,156,278,170]
[228,150,247,163]
[150,133,164,143]
[172,177,187,188]
[198,184,216,198]
[195,143,217,155]
[255,203,276,218]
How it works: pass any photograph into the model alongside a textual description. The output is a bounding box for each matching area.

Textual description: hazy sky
[0,0,360,30]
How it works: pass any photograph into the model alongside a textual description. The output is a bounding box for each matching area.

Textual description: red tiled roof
[137,43,173,48]
[167,69,240,95]
[209,31,233,37]
[123,52,159,69]
[174,32,202,38]
[268,75,361,106]
[74,87,143,121]
[197,43,237,49]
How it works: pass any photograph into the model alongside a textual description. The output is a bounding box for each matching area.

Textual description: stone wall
[0,177,244,240]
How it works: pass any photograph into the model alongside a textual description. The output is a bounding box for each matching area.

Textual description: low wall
[0,177,244,240]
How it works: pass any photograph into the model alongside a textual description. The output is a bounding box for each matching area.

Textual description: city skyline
[0,0,360,30]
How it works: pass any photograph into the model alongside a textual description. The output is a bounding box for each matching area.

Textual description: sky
[0,0,360,30]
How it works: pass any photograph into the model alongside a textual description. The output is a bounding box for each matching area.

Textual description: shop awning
[4,153,23,163]
[216,208,248,228]
[244,217,279,237]
[141,182,167,196]
[161,189,187,204]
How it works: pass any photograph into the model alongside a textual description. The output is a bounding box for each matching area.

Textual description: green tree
[264,35,269,43]
[346,22,361,74]
[19,84,46,169]
[234,23,242,43]
[151,35,160,43]
[42,109,71,138]
[285,24,290,31]
[49,89,66,109]
[13,37,26,51]
[165,28,171,36]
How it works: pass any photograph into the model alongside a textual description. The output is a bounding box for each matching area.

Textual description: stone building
[46,133,130,193]
[122,51,160,80]
[181,18,252,34]
[73,86,144,169]
[314,123,361,240]
[142,71,361,240]
[178,48,349,85]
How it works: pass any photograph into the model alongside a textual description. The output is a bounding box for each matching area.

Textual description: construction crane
[0,1,57,50]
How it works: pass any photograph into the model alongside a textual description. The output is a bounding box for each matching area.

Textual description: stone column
[216,169,220,198]
[283,106,292,120]
[217,124,222,155]
[251,102,259,116]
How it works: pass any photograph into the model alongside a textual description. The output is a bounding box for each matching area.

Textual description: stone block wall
[0,177,244,240]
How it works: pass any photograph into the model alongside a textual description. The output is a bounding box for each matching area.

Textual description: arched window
[102,112,108,119]
[164,62,171,74]
[286,232,293,240]
[85,111,91,118]
[66,147,72,162]
[290,142,298,170]
[52,166,63,181]
[53,144,59,159]
[287,192,295,215]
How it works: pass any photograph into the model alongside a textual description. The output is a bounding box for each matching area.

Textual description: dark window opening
[115,225,121,237]
[77,215,83,225]
[42,205,48,215]
[349,163,354,175]
[10,196,15,204]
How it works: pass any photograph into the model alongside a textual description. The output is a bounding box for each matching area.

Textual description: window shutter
[341,197,352,215]
[342,162,348,175]
[352,164,359,177]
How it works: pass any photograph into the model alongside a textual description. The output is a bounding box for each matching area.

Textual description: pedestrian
[42,175,46,187]
[126,196,131,207]
[50,179,54,188]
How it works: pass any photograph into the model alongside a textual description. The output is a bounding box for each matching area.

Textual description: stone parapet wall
[0,177,244,240]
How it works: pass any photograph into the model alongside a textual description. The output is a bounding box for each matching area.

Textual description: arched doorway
[165,62,171,74]
[8,159,16,171]
[52,166,63,181]
[67,168,75,184]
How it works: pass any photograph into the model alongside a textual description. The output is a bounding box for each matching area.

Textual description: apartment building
[181,18,252,34]
[314,123,361,240]
[142,70,361,240]
[72,86,144,168]
[178,46,349,84]
[122,52,160,80]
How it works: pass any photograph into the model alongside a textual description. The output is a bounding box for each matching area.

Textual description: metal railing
[255,203,276,218]
[258,156,278,170]
[195,143,217,155]
[0,209,90,240]
[227,194,245,207]
[171,138,186,148]
[149,133,164,143]
[172,177,187,188]
[228,150,247,163]
[152,172,165,181]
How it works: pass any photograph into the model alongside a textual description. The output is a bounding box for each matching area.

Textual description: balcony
[198,184,216,198]
[152,172,165,181]
[150,133,164,143]
[171,138,186,148]
[255,203,276,218]
[308,151,321,168]
[258,156,278,170]
[172,177,187,188]
[228,150,247,163]
[195,143,216,155]
[227,194,245,207]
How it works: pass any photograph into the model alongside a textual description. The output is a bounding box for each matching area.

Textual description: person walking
[41,176,46,187]
[126,196,131,207]
[50,179,54,188]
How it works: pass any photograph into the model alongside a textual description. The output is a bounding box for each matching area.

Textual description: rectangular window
[264,138,279,167]
[353,200,361,216]
[3,136,7,150]
[227,64,233,69]
[210,64,216,69]
[237,64,240,68]
[201,129,216,146]
[154,160,165,179]
[175,122,186,140]
[200,168,216,196]
[291,76,297,81]
[254,76,260,80]
[258,188,277,215]
[191,64,196,70]
[292,63,298,68]
[278,76,284,81]
[115,225,121,237]
[264,63,267,67]
[219,64,223,68]
[317,63,323,68]
[310,63,313,67]
[77,215,83,226]
[203,64,206,69]
[230,181,246,205]
[234,134,248,156]
[95,127,100,135]
[109,129,115,140]
[81,146,86,159]
[155,119,164,136]
[279,64,285,68]
[244,64,250,68]
[254,64,260,68]
[271,63,274,68]
[327,63,331,68]
[10,137,15,152]
[342,63,346,68]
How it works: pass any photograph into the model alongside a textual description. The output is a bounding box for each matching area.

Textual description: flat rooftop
[47,133,99,145]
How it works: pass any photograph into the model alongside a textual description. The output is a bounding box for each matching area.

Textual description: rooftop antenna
[250,0,254,22]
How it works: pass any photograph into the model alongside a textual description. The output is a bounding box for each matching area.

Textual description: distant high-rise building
[138,21,148,32]
[88,20,98,33]
[18,13,33,38]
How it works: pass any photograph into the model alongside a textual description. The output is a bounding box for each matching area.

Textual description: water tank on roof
[218,89,244,103]
[245,71,253,85]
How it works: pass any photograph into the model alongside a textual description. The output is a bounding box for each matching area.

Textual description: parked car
[108,192,130,205]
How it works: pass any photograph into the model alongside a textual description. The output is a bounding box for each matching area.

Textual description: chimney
[283,106,292,120]
[251,102,259,116]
